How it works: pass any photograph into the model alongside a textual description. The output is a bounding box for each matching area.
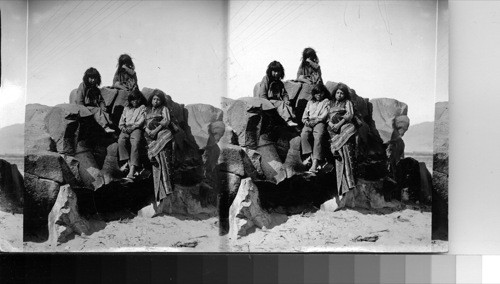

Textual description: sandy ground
[22,205,445,253]
[0,210,23,252]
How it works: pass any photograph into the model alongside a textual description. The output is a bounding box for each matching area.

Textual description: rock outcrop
[321,179,402,211]
[432,101,449,240]
[48,185,91,245]
[0,159,24,213]
[219,79,423,238]
[228,178,272,238]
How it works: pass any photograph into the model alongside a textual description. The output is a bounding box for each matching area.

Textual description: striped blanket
[329,123,356,152]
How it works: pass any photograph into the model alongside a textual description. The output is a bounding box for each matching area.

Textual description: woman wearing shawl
[296,47,323,85]
[144,90,174,209]
[257,60,297,126]
[113,54,138,93]
[328,83,357,195]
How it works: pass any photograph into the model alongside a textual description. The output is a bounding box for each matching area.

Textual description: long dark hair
[147,89,167,108]
[333,82,351,102]
[83,67,101,87]
[300,47,319,69]
[117,54,135,71]
[311,83,327,102]
[266,61,285,80]
[127,88,145,106]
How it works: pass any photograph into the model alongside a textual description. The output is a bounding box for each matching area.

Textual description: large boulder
[255,143,287,184]
[395,157,433,204]
[24,151,77,185]
[184,104,224,149]
[321,179,402,211]
[48,185,91,245]
[169,184,218,216]
[283,80,303,102]
[228,178,273,238]
[217,143,258,179]
[100,142,123,184]
[225,97,275,148]
[0,159,24,213]
[74,146,105,191]
[25,104,55,153]
[44,104,93,155]
[24,173,61,236]
[370,98,409,144]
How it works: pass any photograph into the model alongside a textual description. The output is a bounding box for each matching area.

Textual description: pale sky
[0,0,447,128]
[228,0,448,124]
[27,0,227,107]
[0,0,27,129]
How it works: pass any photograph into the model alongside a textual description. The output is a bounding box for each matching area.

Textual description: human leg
[118,131,131,163]
[126,129,143,178]
[309,122,326,171]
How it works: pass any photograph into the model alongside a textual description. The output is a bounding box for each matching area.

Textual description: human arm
[310,100,330,126]
[296,67,310,83]
[122,65,136,76]
[75,83,86,105]
[302,101,311,126]
[331,101,353,132]
[257,76,270,99]
[119,108,129,133]
[129,105,145,131]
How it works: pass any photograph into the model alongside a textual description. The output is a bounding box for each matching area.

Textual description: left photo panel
[0,0,26,252]
[11,0,227,252]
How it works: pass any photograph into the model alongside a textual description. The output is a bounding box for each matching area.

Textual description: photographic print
[0,0,26,252]
[8,0,448,252]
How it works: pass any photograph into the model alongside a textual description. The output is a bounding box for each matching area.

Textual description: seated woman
[144,90,174,210]
[75,67,114,133]
[300,83,330,172]
[296,47,323,85]
[257,61,297,126]
[113,54,138,93]
[328,83,357,195]
[118,90,146,180]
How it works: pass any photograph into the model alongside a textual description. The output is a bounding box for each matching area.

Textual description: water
[0,155,24,175]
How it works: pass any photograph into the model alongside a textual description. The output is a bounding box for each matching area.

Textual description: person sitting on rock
[144,90,175,213]
[301,83,330,172]
[75,67,115,133]
[118,89,146,180]
[257,60,297,127]
[113,53,138,93]
[328,82,357,195]
[297,47,323,85]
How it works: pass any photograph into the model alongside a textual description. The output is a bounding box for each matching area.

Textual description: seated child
[118,89,146,180]
[300,83,330,172]
[75,67,114,133]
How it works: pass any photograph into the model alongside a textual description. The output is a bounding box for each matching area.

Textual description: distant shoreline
[0,154,24,158]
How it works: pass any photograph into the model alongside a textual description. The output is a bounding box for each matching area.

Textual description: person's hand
[332,124,340,133]
[328,121,335,128]
[284,99,290,106]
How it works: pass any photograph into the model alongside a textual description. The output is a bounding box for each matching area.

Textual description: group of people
[256,47,358,195]
[75,54,174,209]
[75,47,358,207]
